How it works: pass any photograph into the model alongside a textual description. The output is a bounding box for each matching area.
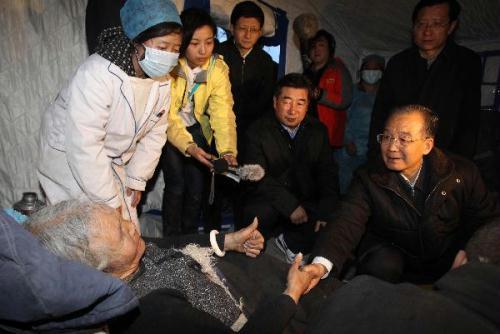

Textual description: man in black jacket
[369,0,481,159]
[303,104,500,286]
[217,1,277,152]
[241,73,339,261]
[209,1,277,232]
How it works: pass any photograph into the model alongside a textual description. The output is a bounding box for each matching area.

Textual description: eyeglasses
[376,134,427,147]
[236,26,261,34]
[414,20,449,31]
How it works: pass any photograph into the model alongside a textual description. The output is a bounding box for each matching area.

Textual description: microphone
[212,159,265,183]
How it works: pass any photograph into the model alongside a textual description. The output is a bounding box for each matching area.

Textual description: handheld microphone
[212,159,265,183]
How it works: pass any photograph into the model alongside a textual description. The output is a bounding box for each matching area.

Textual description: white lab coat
[38,54,170,227]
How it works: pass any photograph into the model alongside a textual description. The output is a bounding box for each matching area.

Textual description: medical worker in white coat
[38,0,182,231]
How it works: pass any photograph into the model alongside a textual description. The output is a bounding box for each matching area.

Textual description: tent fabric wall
[0,1,88,207]
[0,0,499,208]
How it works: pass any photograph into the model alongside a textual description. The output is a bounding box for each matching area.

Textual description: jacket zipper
[241,57,245,85]
[380,185,421,216]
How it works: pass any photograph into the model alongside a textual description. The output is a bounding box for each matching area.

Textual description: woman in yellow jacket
[161,8,237,235]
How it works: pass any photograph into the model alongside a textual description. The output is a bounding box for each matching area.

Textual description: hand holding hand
[224,218,264,258]
[186,144,214,169]
[284,253,313,304]
[290,206,308,225]
[302,263,327,293]
[126,187,142,208]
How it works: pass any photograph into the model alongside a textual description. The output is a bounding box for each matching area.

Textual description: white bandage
[209,230,226,257]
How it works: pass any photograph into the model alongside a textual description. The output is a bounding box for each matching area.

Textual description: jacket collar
[172,56,216,82]
[369,147,453,189]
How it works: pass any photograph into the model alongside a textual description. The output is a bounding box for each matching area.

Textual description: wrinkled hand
[224,218,264,258]
[126,187,142,208]
[345,142,357,156]
[284,253,313,304]
[314,220,327,232]
[302,263,327,293]
[186,144,214,169]
[290,206,308,225]
[222,154,238,167]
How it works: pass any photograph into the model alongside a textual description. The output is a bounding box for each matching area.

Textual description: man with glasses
[218,1,277,151]
[302,104,499,286]
[369,0,481,159]
[209,1,277,231]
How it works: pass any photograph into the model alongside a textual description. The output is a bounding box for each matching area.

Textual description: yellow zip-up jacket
[167,55,237,157]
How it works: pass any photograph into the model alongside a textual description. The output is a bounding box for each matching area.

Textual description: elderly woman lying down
[25,201,329,333]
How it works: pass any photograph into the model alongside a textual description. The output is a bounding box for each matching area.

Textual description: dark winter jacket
[313,148,500,275]
[242,114,339,221]
[369,41,482,158]
[217,39,277,146]
[307,262,500,334]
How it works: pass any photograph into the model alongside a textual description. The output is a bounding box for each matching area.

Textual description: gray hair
[25,200,113,271]
[389,104,439,138]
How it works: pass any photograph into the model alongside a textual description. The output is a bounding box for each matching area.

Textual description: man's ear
[230,24,235,36]
[452,250,468,269]
[273,96,277,110]
[423,137,434,155]
[447,20,458,36]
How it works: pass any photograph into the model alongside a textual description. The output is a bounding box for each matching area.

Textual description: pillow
[0,211,138,331]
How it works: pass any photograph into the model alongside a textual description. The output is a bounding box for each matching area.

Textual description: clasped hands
[224,217,327,304]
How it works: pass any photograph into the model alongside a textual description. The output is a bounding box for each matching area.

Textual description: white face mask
[138,45,179,78]
[361,69,383,84]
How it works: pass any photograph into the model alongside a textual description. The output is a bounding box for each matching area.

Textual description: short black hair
[179,7,217,56]
[389,105,439,138]
[465,222,500,267]
[274,73,312,100]
[134,22,182,44]
[412,0,461,23]
[230,1,264,28]
[308,29,336,55]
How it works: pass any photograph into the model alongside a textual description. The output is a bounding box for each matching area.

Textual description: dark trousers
[241,200,318,254]
[161,143,206,235]
[355,234,453,284]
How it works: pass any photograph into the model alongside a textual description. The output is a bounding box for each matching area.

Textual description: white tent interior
[1,0,499,210]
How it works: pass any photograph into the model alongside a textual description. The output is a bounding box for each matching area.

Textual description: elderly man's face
[381,112,433,178]
[90,209,145,279]
[273,86,309,129]
[413,3,456,58]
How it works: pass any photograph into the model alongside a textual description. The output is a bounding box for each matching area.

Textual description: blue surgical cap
[120,0,182,40]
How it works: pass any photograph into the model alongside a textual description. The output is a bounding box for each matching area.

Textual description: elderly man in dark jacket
[303,104,500,286]
[240,73,339,261]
